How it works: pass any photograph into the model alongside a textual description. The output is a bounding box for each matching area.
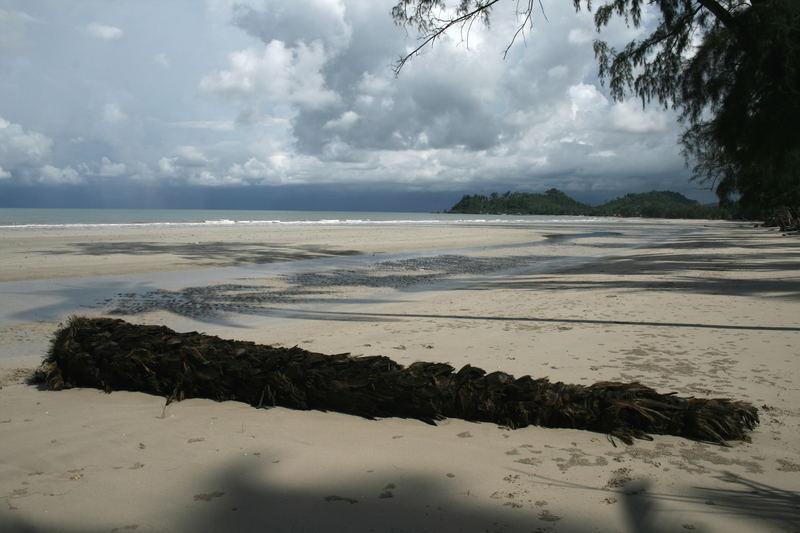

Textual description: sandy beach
[1,219,799,532]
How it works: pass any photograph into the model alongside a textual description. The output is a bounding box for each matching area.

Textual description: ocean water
[0,207,609,229]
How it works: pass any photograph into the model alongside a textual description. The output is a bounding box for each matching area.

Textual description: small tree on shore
[392,0,800,229]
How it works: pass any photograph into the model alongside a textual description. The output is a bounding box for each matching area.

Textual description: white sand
[1,220,799,532]
[0,223,565,281]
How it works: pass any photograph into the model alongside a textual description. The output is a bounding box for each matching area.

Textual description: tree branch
[393,0,505,75]
[695,0,736,28]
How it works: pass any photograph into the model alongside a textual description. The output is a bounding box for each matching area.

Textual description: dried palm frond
[35,317,759,445]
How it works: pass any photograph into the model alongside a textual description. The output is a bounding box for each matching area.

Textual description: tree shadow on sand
[2,460,796,533]
[515,470,800,533]
[247,306,800,332]
[37,241,363,267]
[467,240,800,301]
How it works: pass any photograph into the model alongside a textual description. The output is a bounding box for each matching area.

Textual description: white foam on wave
[0,216,614,230]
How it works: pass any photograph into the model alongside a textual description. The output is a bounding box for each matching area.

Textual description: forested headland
[448,189,739,219]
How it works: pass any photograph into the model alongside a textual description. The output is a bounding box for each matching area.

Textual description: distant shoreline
[447,189,746,221]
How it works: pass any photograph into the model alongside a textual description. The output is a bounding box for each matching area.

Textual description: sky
[0,0,718,211]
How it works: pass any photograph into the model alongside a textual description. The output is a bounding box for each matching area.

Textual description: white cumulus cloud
[97,156,127,177]
[173,145,210,167]
[609,100,669,133]
[567,28,592,45]
[187,170,243,187]
[38,165,82,184]
[157,146,214,179]
[568,83,609,120]
[200,40,338,110]
[0,116,53,166]
[158,157,177,176]
[323,110,359,131]
[103,103,127,123]
[86,22,123,40]
[154,52,169,67]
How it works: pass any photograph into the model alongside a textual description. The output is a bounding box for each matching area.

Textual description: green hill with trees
[449,189,590,216]
[448,190,732,219]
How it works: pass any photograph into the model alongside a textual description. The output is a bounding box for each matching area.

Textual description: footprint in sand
[515,457,542,466]
[538,510,561,522]
[193,491,224,502]
[379,482,397,498]
[605,467,633,488]
[324,495,358,504]
[777,459,800,472]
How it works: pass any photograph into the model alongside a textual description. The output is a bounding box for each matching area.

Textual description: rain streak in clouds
[0,0,711,207]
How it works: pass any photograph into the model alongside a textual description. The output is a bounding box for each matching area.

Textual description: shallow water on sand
[0,219,695,333]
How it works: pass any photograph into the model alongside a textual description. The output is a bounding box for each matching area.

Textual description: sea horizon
[0,207,612,229]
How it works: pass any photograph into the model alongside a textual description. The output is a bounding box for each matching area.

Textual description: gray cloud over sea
[0,0,715,209]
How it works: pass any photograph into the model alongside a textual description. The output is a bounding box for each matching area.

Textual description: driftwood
[36,316,759,445]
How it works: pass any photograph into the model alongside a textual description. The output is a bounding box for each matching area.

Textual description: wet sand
[1,220,799,532]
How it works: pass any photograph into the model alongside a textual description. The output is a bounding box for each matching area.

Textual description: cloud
[103,103,127,123]
[200,40,338,110]
[568,83,609,120]
[158,157,178,176]
[567,28,592,45]
[226,156,286,184]
[231,0,352,52]
[38,165,81,184]
[97,156,127,177]
[154,53,169,67]
[169,120,235,131]
[0,1,708,206]
[186,170,243,186]
[173,145,210,167]
[609,100,670,133]
[0,116,53,167]
[323,110,359,131]
[547,65,568,78]
[187,0,692,198]
[86,22,123,40]
[235,103,264,126]
[157,145,218,182]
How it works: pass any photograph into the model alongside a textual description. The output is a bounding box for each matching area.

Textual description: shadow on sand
[12,229,800,328]
[37,241,362,267]
[1,459,796,533]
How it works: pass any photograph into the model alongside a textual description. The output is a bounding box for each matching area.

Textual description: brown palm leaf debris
[34,316,759,445]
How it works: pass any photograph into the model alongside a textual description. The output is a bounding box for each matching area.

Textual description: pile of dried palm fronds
[35,317,759,445]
